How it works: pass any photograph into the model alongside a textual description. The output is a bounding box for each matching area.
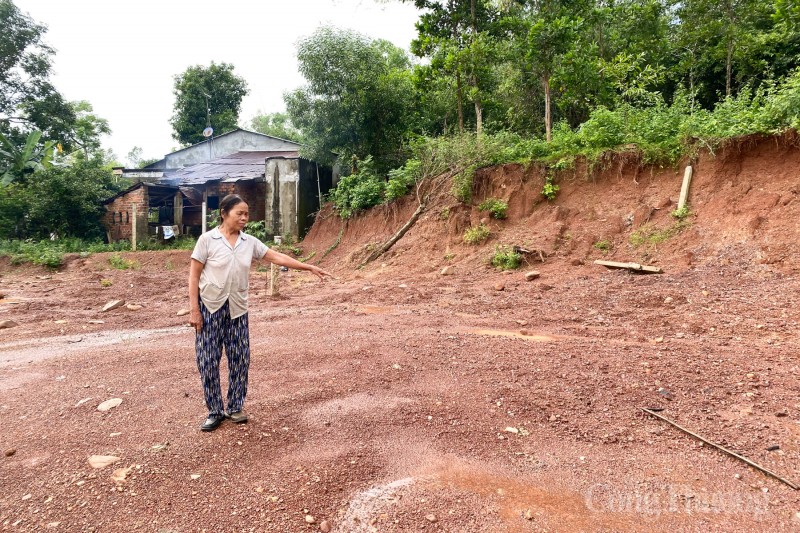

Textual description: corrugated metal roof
[160,150,299,186]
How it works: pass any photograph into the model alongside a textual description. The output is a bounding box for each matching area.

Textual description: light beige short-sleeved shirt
[191,228,269,318]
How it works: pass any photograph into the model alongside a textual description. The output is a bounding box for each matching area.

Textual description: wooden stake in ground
[269,263,280,297]
[678,165,693,210]
[641,408,799,490]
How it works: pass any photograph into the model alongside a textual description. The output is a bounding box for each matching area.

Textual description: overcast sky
[16,0,421,165]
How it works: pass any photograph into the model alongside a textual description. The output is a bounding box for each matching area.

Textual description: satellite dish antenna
[202,127,214,138]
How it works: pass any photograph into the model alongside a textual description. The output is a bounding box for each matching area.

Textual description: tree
[0,0,76,145]
[670,0,779,105]
[285,27,418,172]
[510,1,589,142]
[0,161,121,239]
[63,100,111,161]
[249,112,304,142]
[409,0,501,134]
[125,146,160,168]
[170,62,248,146]
[0,130,54,186]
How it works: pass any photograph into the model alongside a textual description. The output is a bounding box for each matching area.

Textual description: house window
[148,208,159,223]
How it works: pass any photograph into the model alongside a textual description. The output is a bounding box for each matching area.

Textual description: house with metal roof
[103,129,334,243]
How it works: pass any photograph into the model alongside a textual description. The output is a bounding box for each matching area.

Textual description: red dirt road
[2,136,800,531]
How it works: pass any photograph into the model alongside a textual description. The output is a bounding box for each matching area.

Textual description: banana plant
[0,130,55,186]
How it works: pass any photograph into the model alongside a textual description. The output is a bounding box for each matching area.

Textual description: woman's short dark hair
[219,194,247,222]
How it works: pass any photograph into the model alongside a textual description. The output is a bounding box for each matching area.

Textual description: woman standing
[188,194,331,432]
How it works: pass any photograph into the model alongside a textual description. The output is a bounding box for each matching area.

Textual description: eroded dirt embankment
[303,133,800,276]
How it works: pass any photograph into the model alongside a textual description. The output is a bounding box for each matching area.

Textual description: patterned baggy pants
[196,300,250,417]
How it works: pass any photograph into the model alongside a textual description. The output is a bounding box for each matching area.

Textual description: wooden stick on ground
[641,408,799,490]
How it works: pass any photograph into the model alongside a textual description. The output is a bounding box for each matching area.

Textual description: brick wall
[103,186,148,242]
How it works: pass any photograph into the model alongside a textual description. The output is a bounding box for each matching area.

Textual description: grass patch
[593,239,613,253]
[630,219,692,247]
[108,254,138,270]
[463,224,490,245]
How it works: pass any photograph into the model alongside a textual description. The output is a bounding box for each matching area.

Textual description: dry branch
[641,408,799,490]
[359,165,470,267]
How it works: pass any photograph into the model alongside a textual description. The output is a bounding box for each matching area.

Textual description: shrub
[463,224,490,244]
[385,159,421,201]
[244,220,268,242]
[541,177,560,201]
[491,245,522,270]
[478,198,508,219]
[330,156,386,218]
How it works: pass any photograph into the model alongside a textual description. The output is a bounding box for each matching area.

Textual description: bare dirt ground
[2,135,800,532]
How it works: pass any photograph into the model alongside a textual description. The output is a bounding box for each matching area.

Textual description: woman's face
[222,201,249,230]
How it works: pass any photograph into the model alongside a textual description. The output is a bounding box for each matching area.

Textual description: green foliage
[385,159,422,201]
[541,176,560,201]
[286,27,418,172]
[108,254,138,270]
[0,162,124,240]
[250,112,304,143]
[593,239,613,253]
[0,236,196,268]
[490,245,522,270]
[478,198,508,219]
[671,205,692,219]
[170,62,248,146]
[329,156,386,218]
[244,220,268,242]
[463,224,490,244]
[0,0,78,145]
[0,130,54,186]
[630,219,692,248]
[453,165,477,203]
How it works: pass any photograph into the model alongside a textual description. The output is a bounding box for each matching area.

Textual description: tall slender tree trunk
[475,98,483,135]
[543,73,552,143]
[726,38,734,97]
[724,1,736,97]
[456,68,465,133]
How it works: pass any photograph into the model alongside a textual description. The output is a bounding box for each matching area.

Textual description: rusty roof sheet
[162,151,299,186]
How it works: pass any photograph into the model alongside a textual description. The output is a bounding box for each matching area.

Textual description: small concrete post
[131,203,137,251]
[202,201,207,234]
[678,166,693,210]
[269,263,280,297]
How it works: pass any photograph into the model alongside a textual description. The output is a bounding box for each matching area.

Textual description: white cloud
[17,0,420,162]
